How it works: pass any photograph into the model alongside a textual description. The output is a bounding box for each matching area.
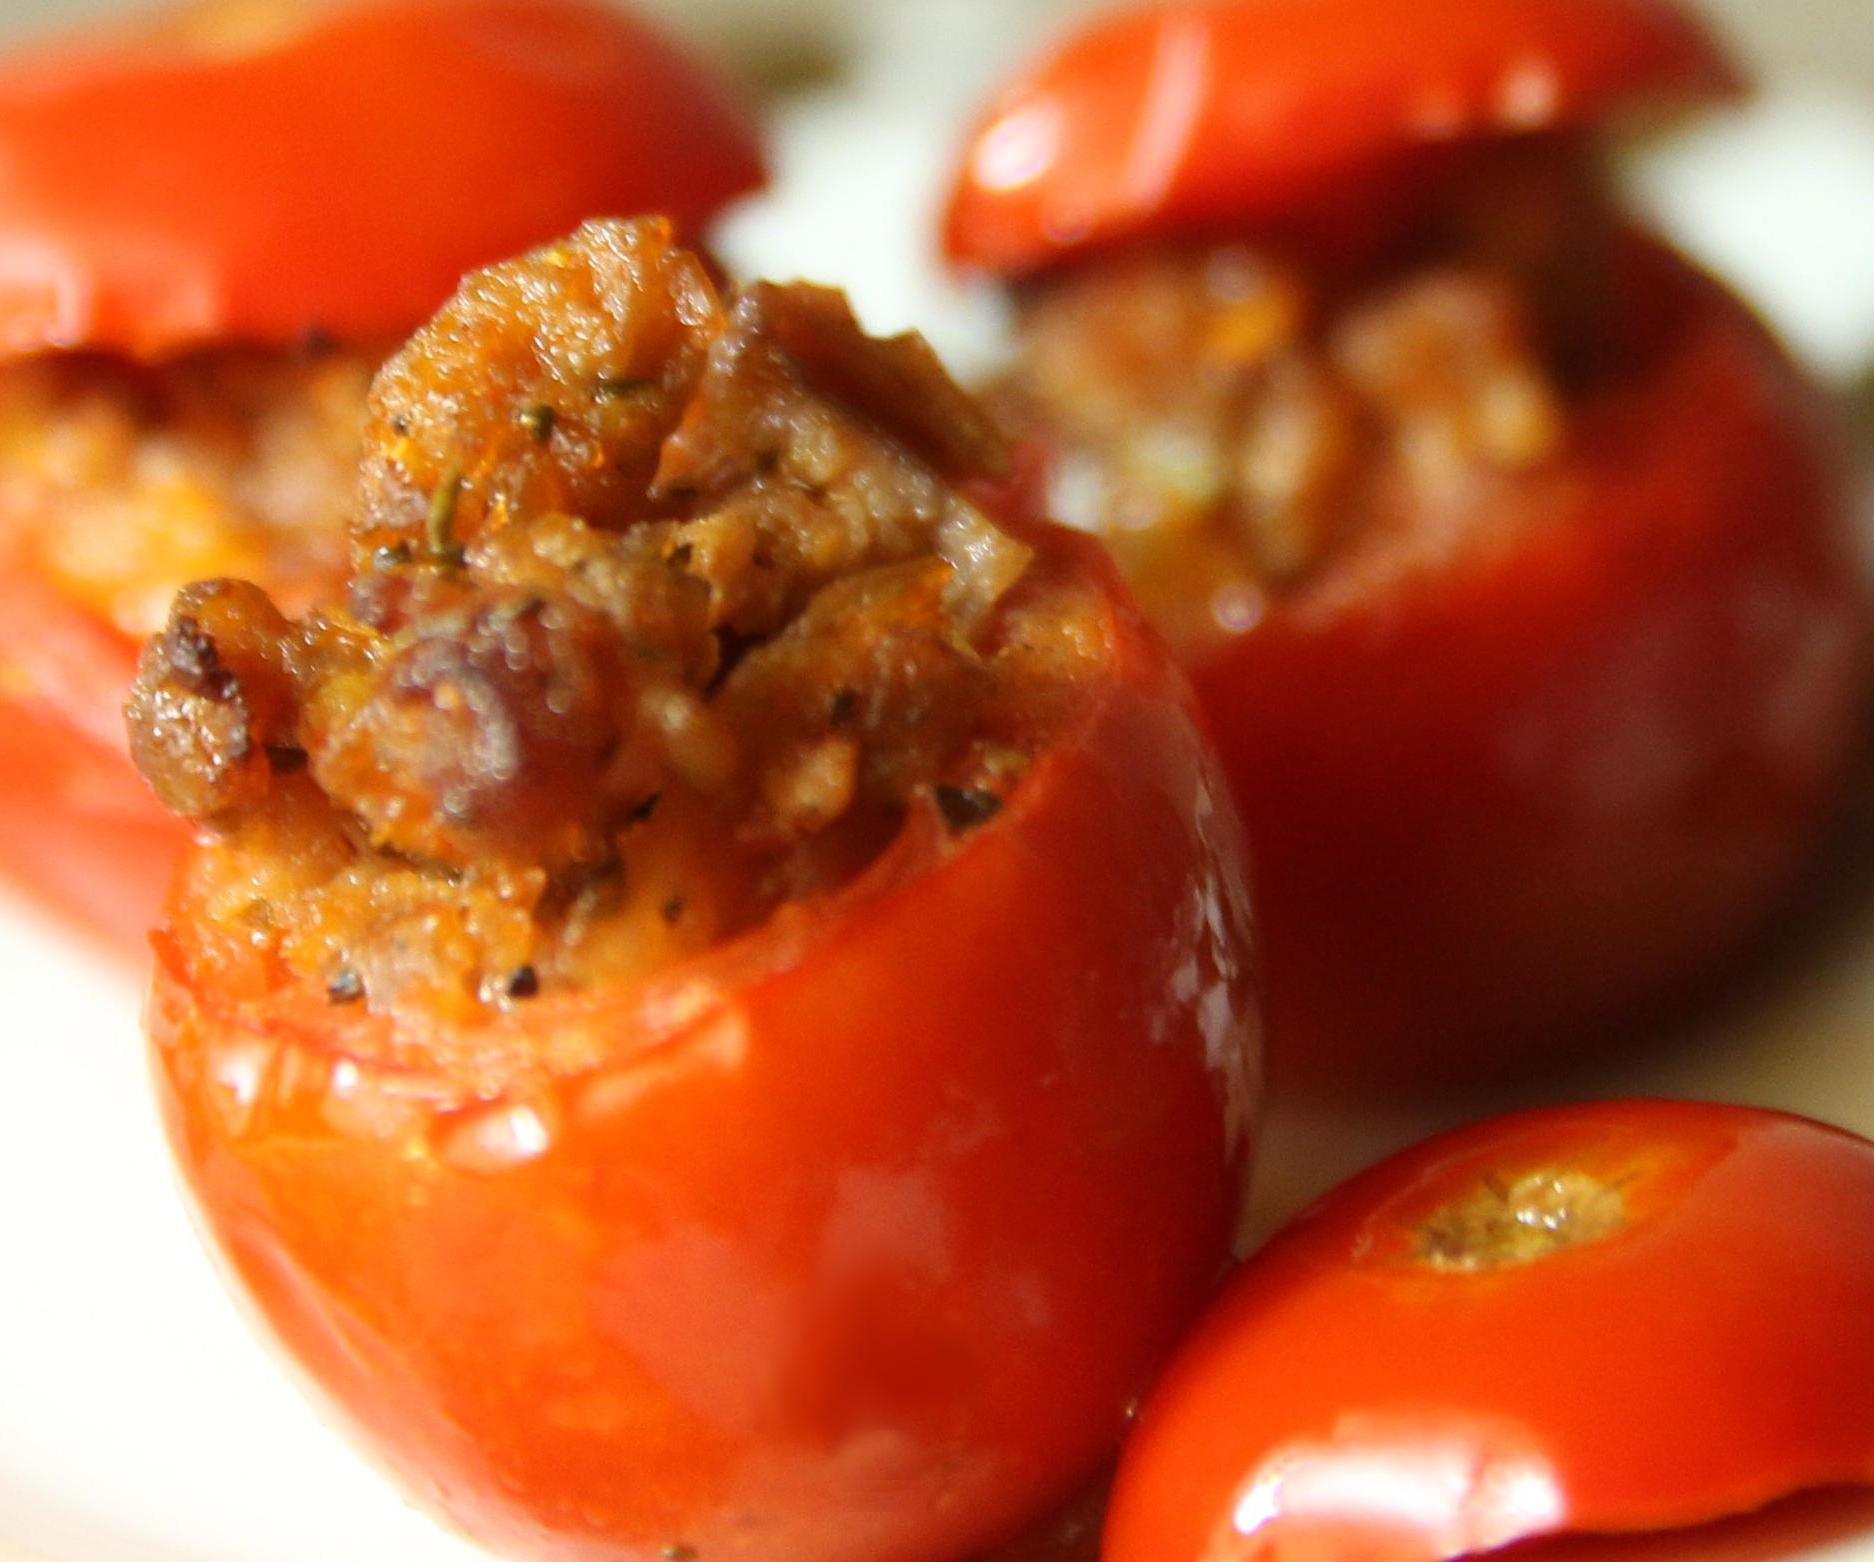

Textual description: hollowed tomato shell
[0,0,764,951]
[147,532,1262,1562]
[0,0,764,359]
[1104,1099,1874,1561]
[1208,239,1868,1089]
[943,0,1736,276]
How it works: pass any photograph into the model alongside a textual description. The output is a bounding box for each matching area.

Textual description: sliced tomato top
[0,0,765,360]
[943,0,1737,275]
[1105,1100,1874,1562]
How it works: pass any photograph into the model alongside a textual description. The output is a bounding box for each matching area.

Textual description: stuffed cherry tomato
[134,219,1259,1562]
[0,0,762,953]
[1105,1099,1874,1562]
[945,0,1868,1088]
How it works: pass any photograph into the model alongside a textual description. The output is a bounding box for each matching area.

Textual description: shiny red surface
[0,689,183,959]
[1106,1101,1874,1561]
[944,0,1736,274]
[148,534,1262,1562]
[0,558,179,957]
[1205,243,1868,1087]
[0,0,764,358]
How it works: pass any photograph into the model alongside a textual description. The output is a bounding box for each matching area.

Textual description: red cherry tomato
[0,0,764,359]
[0,0,763,954]
[942,0,1864,1088]
[943,0,1735,274]
[148,532,1260,1562]
[1206,241,1867,1087]
[1105,1100,1874,1562]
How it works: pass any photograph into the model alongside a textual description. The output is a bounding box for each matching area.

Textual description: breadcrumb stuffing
[129,219,1106,1021]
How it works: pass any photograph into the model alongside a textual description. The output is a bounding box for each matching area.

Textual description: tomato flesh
[0,690,183,956]
[1105,1100,1874,1561]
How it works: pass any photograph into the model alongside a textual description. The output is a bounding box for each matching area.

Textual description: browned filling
[992,140,1619,657]
[0,344,375,640]
[128,219,1106,1023]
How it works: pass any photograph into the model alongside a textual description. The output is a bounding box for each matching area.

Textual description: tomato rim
[154,526,1166,1095]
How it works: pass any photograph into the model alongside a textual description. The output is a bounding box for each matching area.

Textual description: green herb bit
[426,468,466,564]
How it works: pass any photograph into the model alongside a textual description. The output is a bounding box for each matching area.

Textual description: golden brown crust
[990,143,1610,658]
[0,344,372,646]
[129,219,1103,1021]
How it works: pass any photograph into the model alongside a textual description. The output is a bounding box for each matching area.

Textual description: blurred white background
[0,0,1867,92]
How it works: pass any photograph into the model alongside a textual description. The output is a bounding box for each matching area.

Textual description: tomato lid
[1106,1100,1874,1561]
[943,0,1738,275]
[0,0,765,360]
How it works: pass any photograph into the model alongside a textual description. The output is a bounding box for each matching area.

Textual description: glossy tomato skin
[147,535,1261,1562]
[0,0,764,360]
[1209,241,1868,1089]
[1105,1100,1874,1562]
[0,693,183,957]
[0,555,183,957]
[943,0,1735,275]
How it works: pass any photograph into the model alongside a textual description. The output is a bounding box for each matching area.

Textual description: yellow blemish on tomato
[1414,1167,1626,1272]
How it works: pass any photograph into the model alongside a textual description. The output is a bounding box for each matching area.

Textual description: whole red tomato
[1105,1099,1874,1562]
[148,542,1258,1560]
[0,0,762,955]
[136,210,1261,1562]
[944,0,1868,1088]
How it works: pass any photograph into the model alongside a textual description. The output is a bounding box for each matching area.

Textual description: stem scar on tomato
[1409,1167,1629,1272]
[1107,1100,1874,1562]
